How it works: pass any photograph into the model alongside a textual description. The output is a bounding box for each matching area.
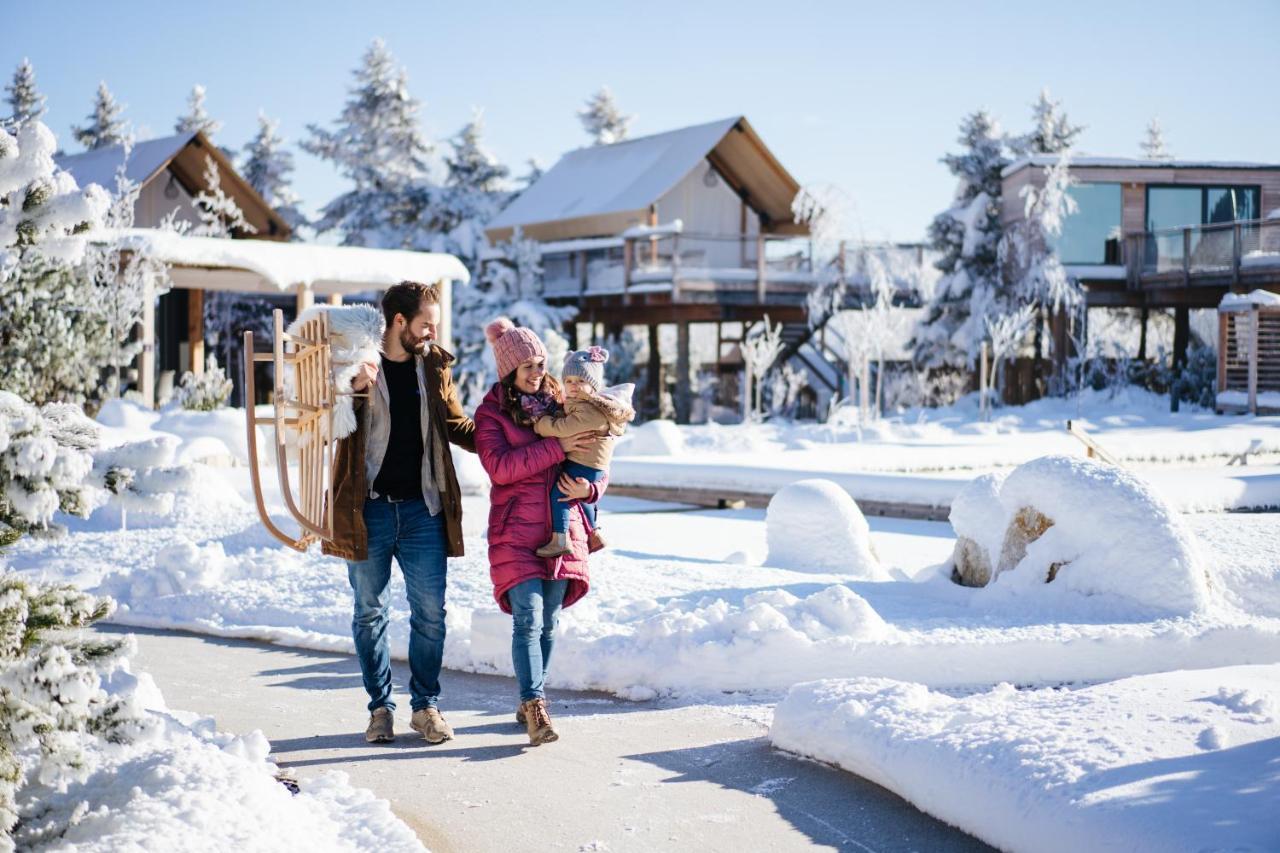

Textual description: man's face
[398,301,440,354]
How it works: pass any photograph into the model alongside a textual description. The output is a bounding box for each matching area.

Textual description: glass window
[1146,187,1203,232]
[1054,183,1122,264]
[1206,187,1260,224]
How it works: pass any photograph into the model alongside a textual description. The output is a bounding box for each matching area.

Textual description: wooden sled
[242,308,340,551]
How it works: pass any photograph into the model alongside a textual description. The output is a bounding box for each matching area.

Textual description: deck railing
[1124,217,1280,289]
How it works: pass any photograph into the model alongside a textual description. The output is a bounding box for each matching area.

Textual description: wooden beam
[675,322,691,423]
[188,288,205,375]
[327,293,343,306]
[296,284,314,315]
[1249,308,1259,414]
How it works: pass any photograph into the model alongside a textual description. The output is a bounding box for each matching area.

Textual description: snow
[14,662,426,852]
[1063,263,1126,280]
[982,456,1210,615]
[1241,251,1280,268]
[1218,390,1280,409]
[95,228,470,295]
[1002,153,1280,177]
[486,117,739,235]
[619,419,686,455]
[53,133,195,193]
[765,479,886,579]
[769,664,1280,853]
[1219,288,1280,309]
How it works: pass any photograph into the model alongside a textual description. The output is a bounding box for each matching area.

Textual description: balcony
[1123,217,1280,291]
[540,227,818,306]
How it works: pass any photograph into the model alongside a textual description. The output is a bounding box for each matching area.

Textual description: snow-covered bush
[174,355,233,411]
[0,393,103,545]
[766,479,885,579]
[1169,342,1216,410]
[93,434,198,521]
[947,455,1210,614]
[0,575,146,844]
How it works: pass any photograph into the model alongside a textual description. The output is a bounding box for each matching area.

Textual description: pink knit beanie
[484,317,547,379]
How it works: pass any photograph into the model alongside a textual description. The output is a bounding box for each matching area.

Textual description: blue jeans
[347,496,447,712]
[508,577,569,702]
[550,460,604,533]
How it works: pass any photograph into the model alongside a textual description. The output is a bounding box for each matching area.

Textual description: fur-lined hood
[575,383,636,435]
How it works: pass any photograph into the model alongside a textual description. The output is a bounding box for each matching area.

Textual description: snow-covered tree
[72,82,129,151]
[303,39,436,248]
[0,573,145,841]
[983,303,1036,409]
[174,84,222,138]
[910,110,1010,369]
[192,154,256,238]
[578,87,633,146]
[1140,117,1172,160]
[1010,88,1083,157]
[3,59,45,131]
[437,110,511,262]
[240,111,307,236]
[741,315,784,421]
[1000,151,1080,312]
[0,392,104,545]
[517,157,545,191]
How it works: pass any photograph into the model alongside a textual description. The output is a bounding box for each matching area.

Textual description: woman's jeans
[550,460,605,532]
[508,577,569,702]
[346,495,447,712]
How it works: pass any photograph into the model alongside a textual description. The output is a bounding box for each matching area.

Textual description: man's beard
[400,329,428,354]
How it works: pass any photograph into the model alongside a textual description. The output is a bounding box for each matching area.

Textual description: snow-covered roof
[486,116,805,243]
[1219,289,1280,311]
[96,229,469,295]
[1003,155,1280,178]
[55,133,196,191]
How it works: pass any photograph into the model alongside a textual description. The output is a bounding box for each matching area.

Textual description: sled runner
[242,308,340,551]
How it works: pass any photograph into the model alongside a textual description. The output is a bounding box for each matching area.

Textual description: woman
[474,318,603,746]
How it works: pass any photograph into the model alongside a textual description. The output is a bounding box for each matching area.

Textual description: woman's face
[514,356,546,394]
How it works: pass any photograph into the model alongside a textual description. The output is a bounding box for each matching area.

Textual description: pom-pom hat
[562,346,609,392]
[484,317,547,379]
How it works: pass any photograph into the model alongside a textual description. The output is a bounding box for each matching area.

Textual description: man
[323,280,475,745]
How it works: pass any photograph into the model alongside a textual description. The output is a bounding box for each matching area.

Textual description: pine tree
[241,111,307,236]
[174,83,222,138]
[72,82,129,151]
[3,59,45,130]
[303,39,436,248]
[438,110,510,260]
[1140,117,1172,160]
[910,110,1011,369]
[578,87,633,145]
[445,111,508,198]
[1011,88,1083,156]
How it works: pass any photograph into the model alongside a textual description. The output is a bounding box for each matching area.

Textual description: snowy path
[113,625,993,853]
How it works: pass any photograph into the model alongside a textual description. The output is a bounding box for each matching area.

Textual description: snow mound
[95,398,160,431]
[100,541,231,600]
[770,665,1280,853]
[947,471,1008,586]
[766,479,886,579]
[992,455,1209,614]
[154,407,256,466]
[617,420,684,456]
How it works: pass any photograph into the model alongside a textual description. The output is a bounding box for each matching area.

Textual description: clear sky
[9,0,1279,242]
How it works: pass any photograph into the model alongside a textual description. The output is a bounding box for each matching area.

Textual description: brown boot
[519,698,559,746]
[410,706,454,744]
[365,706,394,743]
[535,532,572,558]
[587,528,607,552]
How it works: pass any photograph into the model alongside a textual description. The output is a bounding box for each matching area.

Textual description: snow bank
[154,407,257,466]
[616,419,685,456]
[14,663,425,852]
[986,456,1210,615]
[765,479,886,579]
[770,665,1280,853]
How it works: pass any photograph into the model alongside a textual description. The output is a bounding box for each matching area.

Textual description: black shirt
[371,355,424,500]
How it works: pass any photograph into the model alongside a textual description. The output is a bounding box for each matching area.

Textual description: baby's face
[564,376,588,399]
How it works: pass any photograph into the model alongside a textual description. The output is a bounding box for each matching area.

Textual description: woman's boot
[535,532,571,558]
[519,698,559,745]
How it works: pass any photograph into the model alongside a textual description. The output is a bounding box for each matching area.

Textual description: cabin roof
[486,116,807,243]
[1003,155,1280,179]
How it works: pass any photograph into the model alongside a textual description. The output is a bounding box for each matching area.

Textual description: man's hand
[556,473,593,502]
[351,361,378,392]
[557,431,595,455]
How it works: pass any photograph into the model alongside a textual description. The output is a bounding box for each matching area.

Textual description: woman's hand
[556,473,593,502]
[557,431,595,455]
[351,361,378,392]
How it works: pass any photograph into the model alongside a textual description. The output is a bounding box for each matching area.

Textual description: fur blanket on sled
[287,305,384,439]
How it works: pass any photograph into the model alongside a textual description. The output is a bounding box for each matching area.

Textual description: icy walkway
[114,626,993,853]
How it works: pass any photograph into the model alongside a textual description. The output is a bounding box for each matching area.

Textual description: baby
[531,346,635,557]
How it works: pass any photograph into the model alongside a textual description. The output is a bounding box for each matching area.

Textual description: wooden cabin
[56,131,468,406]
[1001,156,1280,373]
[485,116,819,420]
[1217,292,1280,414]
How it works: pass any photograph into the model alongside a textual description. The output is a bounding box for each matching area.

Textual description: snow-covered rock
[947,471,1008,586]
[616,419,684,456]
[765,479,886,579]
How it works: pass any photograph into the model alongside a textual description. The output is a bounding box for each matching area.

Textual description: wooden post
[327,293,343,306]
[1171,305,1190,413]
[756,234,766,303]
[296,284,314,315]
[188,288,205,375]
[646,323,661,419]
[1182,227,1191,287]
[647,204,658,265]
[140,274,156,407]
[671,232,681,301]
[623,239,633,304]
[675,322,691,423]
[1217,311,1229,410]
[1248,308,1259,414]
